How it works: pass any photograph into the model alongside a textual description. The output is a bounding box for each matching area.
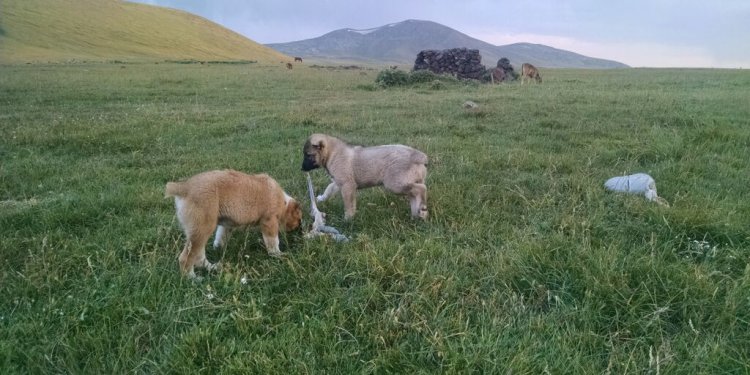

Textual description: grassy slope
[0,63,749,373]
[0,0,289,63]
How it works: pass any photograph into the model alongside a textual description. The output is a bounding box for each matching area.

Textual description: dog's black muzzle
[301,155,319,171]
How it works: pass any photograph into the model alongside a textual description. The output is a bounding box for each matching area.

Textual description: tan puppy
[301,133,428,220]
[165,170,302,278]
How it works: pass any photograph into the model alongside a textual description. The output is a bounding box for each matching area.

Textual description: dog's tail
[164,181,188,198]
[411,150,429,165]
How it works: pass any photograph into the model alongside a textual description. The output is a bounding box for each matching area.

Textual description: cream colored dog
[165,170,302,278]
[301,133,428,219]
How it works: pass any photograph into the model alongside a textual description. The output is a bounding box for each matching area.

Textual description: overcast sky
[131,0,749,68]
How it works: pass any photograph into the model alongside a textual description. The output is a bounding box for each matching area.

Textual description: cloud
[471,31,739,68]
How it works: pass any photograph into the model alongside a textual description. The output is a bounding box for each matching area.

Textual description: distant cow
[294,57,303,62]
[286,62,293,70]
[521,63,542,84]
[490,67,506,84]
[389,65,398,70]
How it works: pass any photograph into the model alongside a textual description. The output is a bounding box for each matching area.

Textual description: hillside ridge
[268,19,628,68]
[0,0,289,64]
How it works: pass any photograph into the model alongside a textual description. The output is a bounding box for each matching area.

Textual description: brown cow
[490,67,506,84]
[286,62,293,70]
[294,57,303,62]
[521,63,542,84]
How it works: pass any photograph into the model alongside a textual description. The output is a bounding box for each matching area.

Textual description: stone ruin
[413,49,518,83]
[413,48,486,80]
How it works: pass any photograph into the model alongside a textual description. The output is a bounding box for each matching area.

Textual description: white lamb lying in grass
[604,173,669,207]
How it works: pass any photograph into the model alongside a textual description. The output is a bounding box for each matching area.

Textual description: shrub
[408,69,439,84]
[375,68,463,88]
[429,80,445,90]
[375,69,409,87]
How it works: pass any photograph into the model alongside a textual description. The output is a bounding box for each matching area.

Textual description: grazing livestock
[286,62,293,70]
[294,57,303,62]
[521,63,542,84]
[490,67,506,84]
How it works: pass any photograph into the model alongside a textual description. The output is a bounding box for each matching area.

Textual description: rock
[494,57,516,82]
[463,100,479,109]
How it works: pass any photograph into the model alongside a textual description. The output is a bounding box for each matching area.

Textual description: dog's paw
[267,250,284,257]
[418,207,429,220]
[316,195,326,202]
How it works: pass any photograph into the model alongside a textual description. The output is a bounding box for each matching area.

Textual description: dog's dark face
[301,135,326,171]
[284,200,303,231]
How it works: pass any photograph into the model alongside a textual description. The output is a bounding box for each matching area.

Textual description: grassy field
[1,62,749,373]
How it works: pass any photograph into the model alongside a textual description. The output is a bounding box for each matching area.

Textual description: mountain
[267,20,628,69]
[0,0,288,64]
[494,43,627,69]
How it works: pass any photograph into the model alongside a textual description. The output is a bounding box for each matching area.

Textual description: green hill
[0,0,289,63]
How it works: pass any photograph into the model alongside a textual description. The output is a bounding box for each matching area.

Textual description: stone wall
[412,48,486,80]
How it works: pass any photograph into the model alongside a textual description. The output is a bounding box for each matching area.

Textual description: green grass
[0,0,289,64]
[1,62,749,373]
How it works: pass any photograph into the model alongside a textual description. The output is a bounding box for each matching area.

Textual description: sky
[131,0,750,68]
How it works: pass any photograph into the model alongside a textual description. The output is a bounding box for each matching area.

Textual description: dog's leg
[178,242,197,279]
[177,207,218,277]
[179,236,210,278]
[212,225,232,248]
[175,199,211,278]
[317,182,339,202]
[409,183,428,219]
[261,219,283,257]
[341,183,358,220]
[186,226,215,275]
